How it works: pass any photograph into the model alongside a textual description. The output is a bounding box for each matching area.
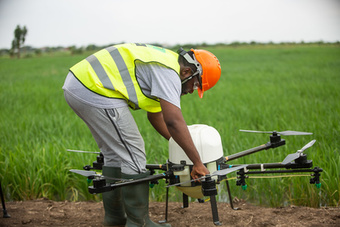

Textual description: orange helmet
[191,49,221,98]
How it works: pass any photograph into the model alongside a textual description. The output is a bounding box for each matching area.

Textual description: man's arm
[154,99,210,179]
[147,111,171,140]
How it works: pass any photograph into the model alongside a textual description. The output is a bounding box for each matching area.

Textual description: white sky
[0,0,339,49]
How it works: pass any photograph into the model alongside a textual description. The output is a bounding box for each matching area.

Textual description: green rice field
[0,44,339,207]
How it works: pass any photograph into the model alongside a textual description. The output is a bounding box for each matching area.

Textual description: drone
[69,125,323,226]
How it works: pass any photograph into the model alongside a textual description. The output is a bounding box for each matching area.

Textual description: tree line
[2,25,339,58]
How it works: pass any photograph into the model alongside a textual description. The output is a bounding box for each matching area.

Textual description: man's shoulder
[136,61,176,72]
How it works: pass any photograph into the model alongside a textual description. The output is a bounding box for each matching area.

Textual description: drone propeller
[70,169,98,177]
[69,169,126,181]
[212,165,248,176]
[239,129,313,136]
[167,165,248,187]
[67,149,100,154]
[281,140,316,165]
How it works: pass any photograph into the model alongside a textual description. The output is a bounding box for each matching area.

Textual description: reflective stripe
[106,46,139,108]
[86,55,115,90]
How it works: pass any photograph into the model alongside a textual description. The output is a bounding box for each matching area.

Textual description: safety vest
[70,43,180,113]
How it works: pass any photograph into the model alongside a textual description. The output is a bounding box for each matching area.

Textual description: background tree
[11,25,27,58]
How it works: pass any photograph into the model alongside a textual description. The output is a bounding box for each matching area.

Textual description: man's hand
[191,163,210,180]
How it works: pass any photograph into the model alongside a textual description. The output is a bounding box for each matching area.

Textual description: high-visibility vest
[70,43,180,113]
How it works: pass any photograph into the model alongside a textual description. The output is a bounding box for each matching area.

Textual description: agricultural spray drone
[69,125,323,226]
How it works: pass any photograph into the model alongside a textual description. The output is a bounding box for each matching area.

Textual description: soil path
[0,199,339,226]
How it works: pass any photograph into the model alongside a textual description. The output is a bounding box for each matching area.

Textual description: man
[63,43,221,226]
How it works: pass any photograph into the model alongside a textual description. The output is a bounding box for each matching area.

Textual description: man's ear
[181,66,192,77]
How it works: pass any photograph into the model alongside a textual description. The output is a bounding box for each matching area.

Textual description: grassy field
[0,44,339,207]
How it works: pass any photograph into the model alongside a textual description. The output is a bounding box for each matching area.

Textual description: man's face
[181,76,200,96]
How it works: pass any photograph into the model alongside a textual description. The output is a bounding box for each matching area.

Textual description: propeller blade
[299,139,316,152]
[239,130,272,134]
[67,149,100,154]
[70,169,130,182]
[70,169,97,177]
[166,175,209,188]
[281,153,300,165]
[239,129,312,136]
[279,131,313,136]
[282,140,316,165]
[212,164,248,176]
[167,165,248,187]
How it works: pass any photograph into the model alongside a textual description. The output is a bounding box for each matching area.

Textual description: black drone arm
[88,172,169,194]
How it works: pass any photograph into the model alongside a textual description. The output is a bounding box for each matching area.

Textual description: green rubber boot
[122,171,171,227]
[102,166,126,226]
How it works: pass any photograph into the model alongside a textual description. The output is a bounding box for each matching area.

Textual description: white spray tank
[168,124,224,199]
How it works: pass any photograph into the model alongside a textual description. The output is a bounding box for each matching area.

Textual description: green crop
[0,44,339,207]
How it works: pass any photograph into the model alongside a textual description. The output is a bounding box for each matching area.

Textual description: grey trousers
[64,91,147,174]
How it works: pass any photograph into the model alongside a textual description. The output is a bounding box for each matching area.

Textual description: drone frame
[69,130,323,226]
